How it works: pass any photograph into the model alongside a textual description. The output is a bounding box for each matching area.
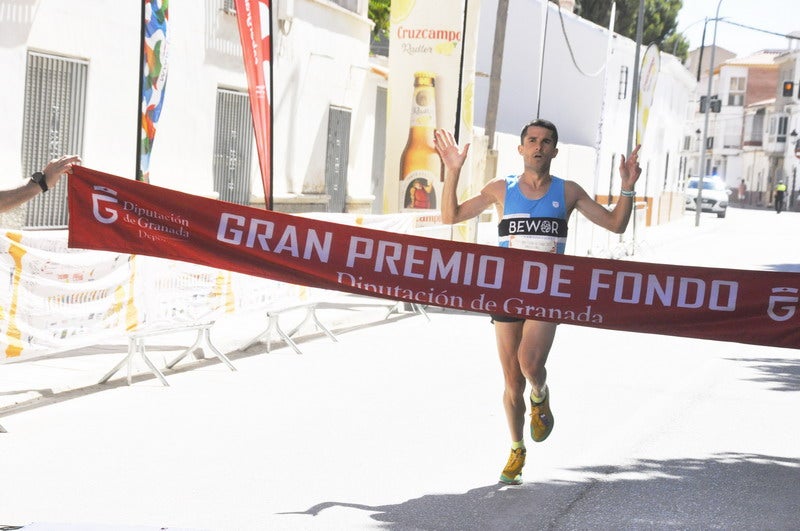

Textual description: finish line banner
[67,167,800,350]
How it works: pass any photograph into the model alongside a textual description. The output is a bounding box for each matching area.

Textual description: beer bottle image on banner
[400,71,441,210]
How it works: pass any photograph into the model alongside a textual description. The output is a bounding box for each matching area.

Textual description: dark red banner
[68,167,800,349]
[234,0,272,207]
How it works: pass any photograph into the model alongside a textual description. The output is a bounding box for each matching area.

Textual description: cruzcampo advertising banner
[385,0,479,217]
[68,167,800,350]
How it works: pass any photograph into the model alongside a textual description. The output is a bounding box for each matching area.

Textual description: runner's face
[518,126,558,170]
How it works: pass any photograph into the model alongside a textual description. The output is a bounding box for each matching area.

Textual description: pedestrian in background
[774,180,787,214]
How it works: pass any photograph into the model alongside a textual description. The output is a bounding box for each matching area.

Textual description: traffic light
[700,95,721,113]
[783,81,795,97]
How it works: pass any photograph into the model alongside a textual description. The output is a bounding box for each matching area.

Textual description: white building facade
[0,0,385,229]
[473,0,696,231]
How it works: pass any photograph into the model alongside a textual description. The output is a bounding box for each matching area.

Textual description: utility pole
[696,0,724,227]
[483,0,509,183]
[485,0,509,152]
[626,0,645,155]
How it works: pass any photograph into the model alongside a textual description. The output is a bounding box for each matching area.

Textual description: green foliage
[368,0,391,41]
[662,32,689,61]
[574,0,689,59]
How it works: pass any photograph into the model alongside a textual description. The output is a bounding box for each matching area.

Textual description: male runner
[434,119,641,484]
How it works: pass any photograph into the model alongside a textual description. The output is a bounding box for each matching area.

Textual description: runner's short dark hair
[520,119,558,146]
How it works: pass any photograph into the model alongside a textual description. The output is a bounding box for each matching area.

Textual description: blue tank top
[498,175,568,254]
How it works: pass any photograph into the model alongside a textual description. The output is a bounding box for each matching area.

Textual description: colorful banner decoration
[139,0,169,182]
[67,167,800,350]
[636,44,660,146]
[234,0,272,208]
[386,0,478,214]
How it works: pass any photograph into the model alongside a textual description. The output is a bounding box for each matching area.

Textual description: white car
[685,176,730,218]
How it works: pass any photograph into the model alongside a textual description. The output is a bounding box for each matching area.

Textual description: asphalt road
[1,206,798,530]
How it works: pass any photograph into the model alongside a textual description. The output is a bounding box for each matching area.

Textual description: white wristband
[620,189,636,197]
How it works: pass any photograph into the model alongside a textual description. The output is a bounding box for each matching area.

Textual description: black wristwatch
[30,171,48,192]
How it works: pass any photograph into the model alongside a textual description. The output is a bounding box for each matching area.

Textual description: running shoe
[530,390,554,442]
[499,447,526,485]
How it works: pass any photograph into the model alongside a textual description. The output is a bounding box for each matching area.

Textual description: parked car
[685,176,730,218]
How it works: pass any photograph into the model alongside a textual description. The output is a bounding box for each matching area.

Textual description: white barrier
[1,213,442,381]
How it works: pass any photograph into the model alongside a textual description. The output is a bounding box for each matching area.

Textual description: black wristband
[31,171,48,192]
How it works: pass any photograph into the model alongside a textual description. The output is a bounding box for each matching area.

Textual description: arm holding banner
[0,155,81,213]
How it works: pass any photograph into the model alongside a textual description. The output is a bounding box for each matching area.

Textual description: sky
[675,0,799,57]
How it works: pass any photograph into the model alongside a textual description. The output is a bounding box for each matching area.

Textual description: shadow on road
[283,453,800,530]
[764,263,800,273]
[732,357,800,392]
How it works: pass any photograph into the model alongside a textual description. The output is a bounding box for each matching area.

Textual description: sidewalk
[0,295,416,419]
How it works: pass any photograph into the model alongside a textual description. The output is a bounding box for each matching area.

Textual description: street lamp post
[696,0,724,227]
[791,129,798,210]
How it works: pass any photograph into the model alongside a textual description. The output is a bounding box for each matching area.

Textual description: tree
[368,0,391,42]
[574,0,689,60]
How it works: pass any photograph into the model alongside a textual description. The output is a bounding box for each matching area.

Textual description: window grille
[213,89,254,205]
[22,52,88,228]
[618,66,628,100]
[325,106,351,213]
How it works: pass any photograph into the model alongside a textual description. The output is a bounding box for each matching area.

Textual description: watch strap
[31,171,48,192]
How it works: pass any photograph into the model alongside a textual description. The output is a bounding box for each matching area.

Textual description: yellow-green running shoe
[530,390,554,442]
[499,447,526,485]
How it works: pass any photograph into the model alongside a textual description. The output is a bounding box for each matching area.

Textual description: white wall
[271,0,375,204]
[1,0,379,212]
[474,0,608,147]
[474,0,696,227]
[0,0,142,184]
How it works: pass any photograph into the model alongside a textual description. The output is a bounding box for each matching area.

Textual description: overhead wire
[554,2,607,78]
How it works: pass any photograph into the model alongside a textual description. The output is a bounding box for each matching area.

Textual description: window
[618,66,628,100]
[767,114,789,143]
[22,52,88,228]
[330,0,359,12]
[213,89,254,205]
[777,115,788,143]
[728,76,745,106]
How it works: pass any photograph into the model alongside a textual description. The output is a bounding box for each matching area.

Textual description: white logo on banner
[92,186,119,224]
[767,287,799,322]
